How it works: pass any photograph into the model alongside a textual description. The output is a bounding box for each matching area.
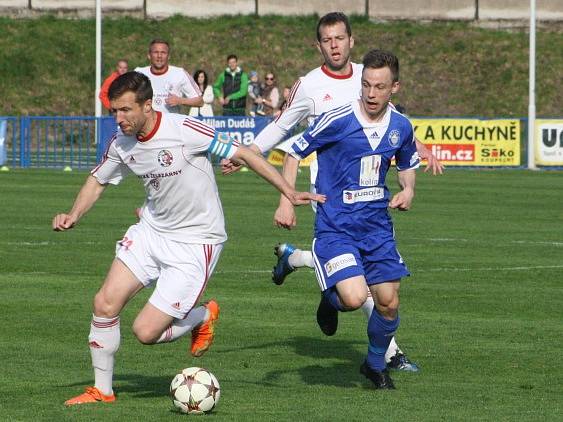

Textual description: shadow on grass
[228,335,369,389]
[59,373,170,399]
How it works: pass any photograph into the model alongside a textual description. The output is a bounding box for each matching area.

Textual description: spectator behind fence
[99,59,129,111]
[189,70,214,117]
[135,39,203,114]
[247,70,263,117]
[258,72,280,116]
[274,85,292,118]
[213,54,249,116]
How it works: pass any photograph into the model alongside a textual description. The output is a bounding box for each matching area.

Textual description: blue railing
[0,115,274,169]
[0,116,117,169]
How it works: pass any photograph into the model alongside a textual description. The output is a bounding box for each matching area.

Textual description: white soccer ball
[170,367,221,414]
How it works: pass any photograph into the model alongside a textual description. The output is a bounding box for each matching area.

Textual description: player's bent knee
[93,291,121,318]
[132,321,161,344]
[340,292,368,311]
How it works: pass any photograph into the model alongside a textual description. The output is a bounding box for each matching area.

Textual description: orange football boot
[191,300,220,357]
[64,386,116,406]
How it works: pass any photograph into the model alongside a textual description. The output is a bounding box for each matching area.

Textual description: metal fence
[0,116,117,169]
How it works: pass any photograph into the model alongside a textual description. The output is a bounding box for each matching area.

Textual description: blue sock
[322,288,345,312]
[366,310,400,371]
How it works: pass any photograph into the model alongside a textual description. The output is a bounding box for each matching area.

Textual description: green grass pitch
[0,168,562,421]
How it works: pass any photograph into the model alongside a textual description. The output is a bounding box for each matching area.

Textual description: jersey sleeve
[289,109,347,160]
[253,78,313,153]
[180,70,202,98]
[91,136,130,185]
[395,121,420,171]
[181,117,239,160]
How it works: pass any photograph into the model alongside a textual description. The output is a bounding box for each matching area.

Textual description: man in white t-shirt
[222,12,443,372]
[55,72,324,406]
[135,38,203,114]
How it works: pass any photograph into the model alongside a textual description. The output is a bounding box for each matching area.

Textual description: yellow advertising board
[267,149,316,167]
[535,119,563,166]
[411,119,521,166]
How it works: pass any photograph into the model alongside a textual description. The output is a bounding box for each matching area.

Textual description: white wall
[0,0,28,7]
[31,0,143,10]
[2,0,563,20]
[259,0,365,16]
[369,0,475,20]
[147,0,254,18]
[480,0,563,21]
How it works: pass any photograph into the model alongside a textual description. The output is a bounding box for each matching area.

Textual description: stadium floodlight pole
[95,0,102,143]
[527,0,537,169]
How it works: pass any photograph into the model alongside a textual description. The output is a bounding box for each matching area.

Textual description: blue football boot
[272,243,296,285]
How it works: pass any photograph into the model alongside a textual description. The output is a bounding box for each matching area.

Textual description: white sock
[288,249,314,269]
[360,293,375,319]
[89,315,120,396]
[156,305,207,343]
[385,336,403,363]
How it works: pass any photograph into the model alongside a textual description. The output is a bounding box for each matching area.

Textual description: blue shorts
[312,235,409,291]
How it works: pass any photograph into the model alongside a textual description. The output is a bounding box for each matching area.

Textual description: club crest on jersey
[388,130,400,146]
[150,177,160,190]
[157,150,173,167]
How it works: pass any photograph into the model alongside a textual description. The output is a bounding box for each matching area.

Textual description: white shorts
[115,223,223,319]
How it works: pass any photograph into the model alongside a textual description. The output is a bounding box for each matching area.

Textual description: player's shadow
[60,374,171,399]
[240,335,369,389]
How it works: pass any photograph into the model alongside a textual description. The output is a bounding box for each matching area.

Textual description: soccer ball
[170,367,220,414]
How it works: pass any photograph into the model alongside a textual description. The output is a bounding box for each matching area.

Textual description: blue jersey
[290,101,420,241]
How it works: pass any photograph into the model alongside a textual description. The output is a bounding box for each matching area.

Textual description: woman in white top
[189,70,214,117]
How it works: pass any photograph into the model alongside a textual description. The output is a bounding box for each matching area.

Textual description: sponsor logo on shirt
[157,149,174,167]
[150,178,160,191]
[294,136,309,151]
[359,155,381,186]
[129,155,136,163]
[388,129,400,146]
[343,187,384,204]
[324,253,357,277]
[370,131,380,139]
[323,93,333,101]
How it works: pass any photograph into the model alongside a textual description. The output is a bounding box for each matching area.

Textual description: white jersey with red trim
[135,65,202,114]
[253,62,363,153]
[92,112,239,244]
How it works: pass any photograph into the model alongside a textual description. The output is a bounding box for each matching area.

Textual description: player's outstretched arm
[389,169,416,211]
[231,146,325,207]
[415,137,444,175]
[220,143,262,175]
[52,175,107,231]
[273,153,300,229]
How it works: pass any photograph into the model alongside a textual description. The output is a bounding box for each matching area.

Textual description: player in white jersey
[135,38,203,114]
[222,12,441,371]
[54,72,324,406]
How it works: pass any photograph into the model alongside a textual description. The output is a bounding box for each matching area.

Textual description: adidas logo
[129,155,136,163]
[370,131,380,139]
[89,341,103,349]
[172,302,181,310]
[322,93,333,101]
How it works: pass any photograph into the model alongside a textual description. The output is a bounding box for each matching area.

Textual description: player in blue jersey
[281,49,419,389]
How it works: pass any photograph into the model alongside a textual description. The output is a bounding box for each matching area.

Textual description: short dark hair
[227,54,237,62]
[316,12,351,41]
[362,49,400,82]
[108,71,153,105]
[149,38,170,52]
